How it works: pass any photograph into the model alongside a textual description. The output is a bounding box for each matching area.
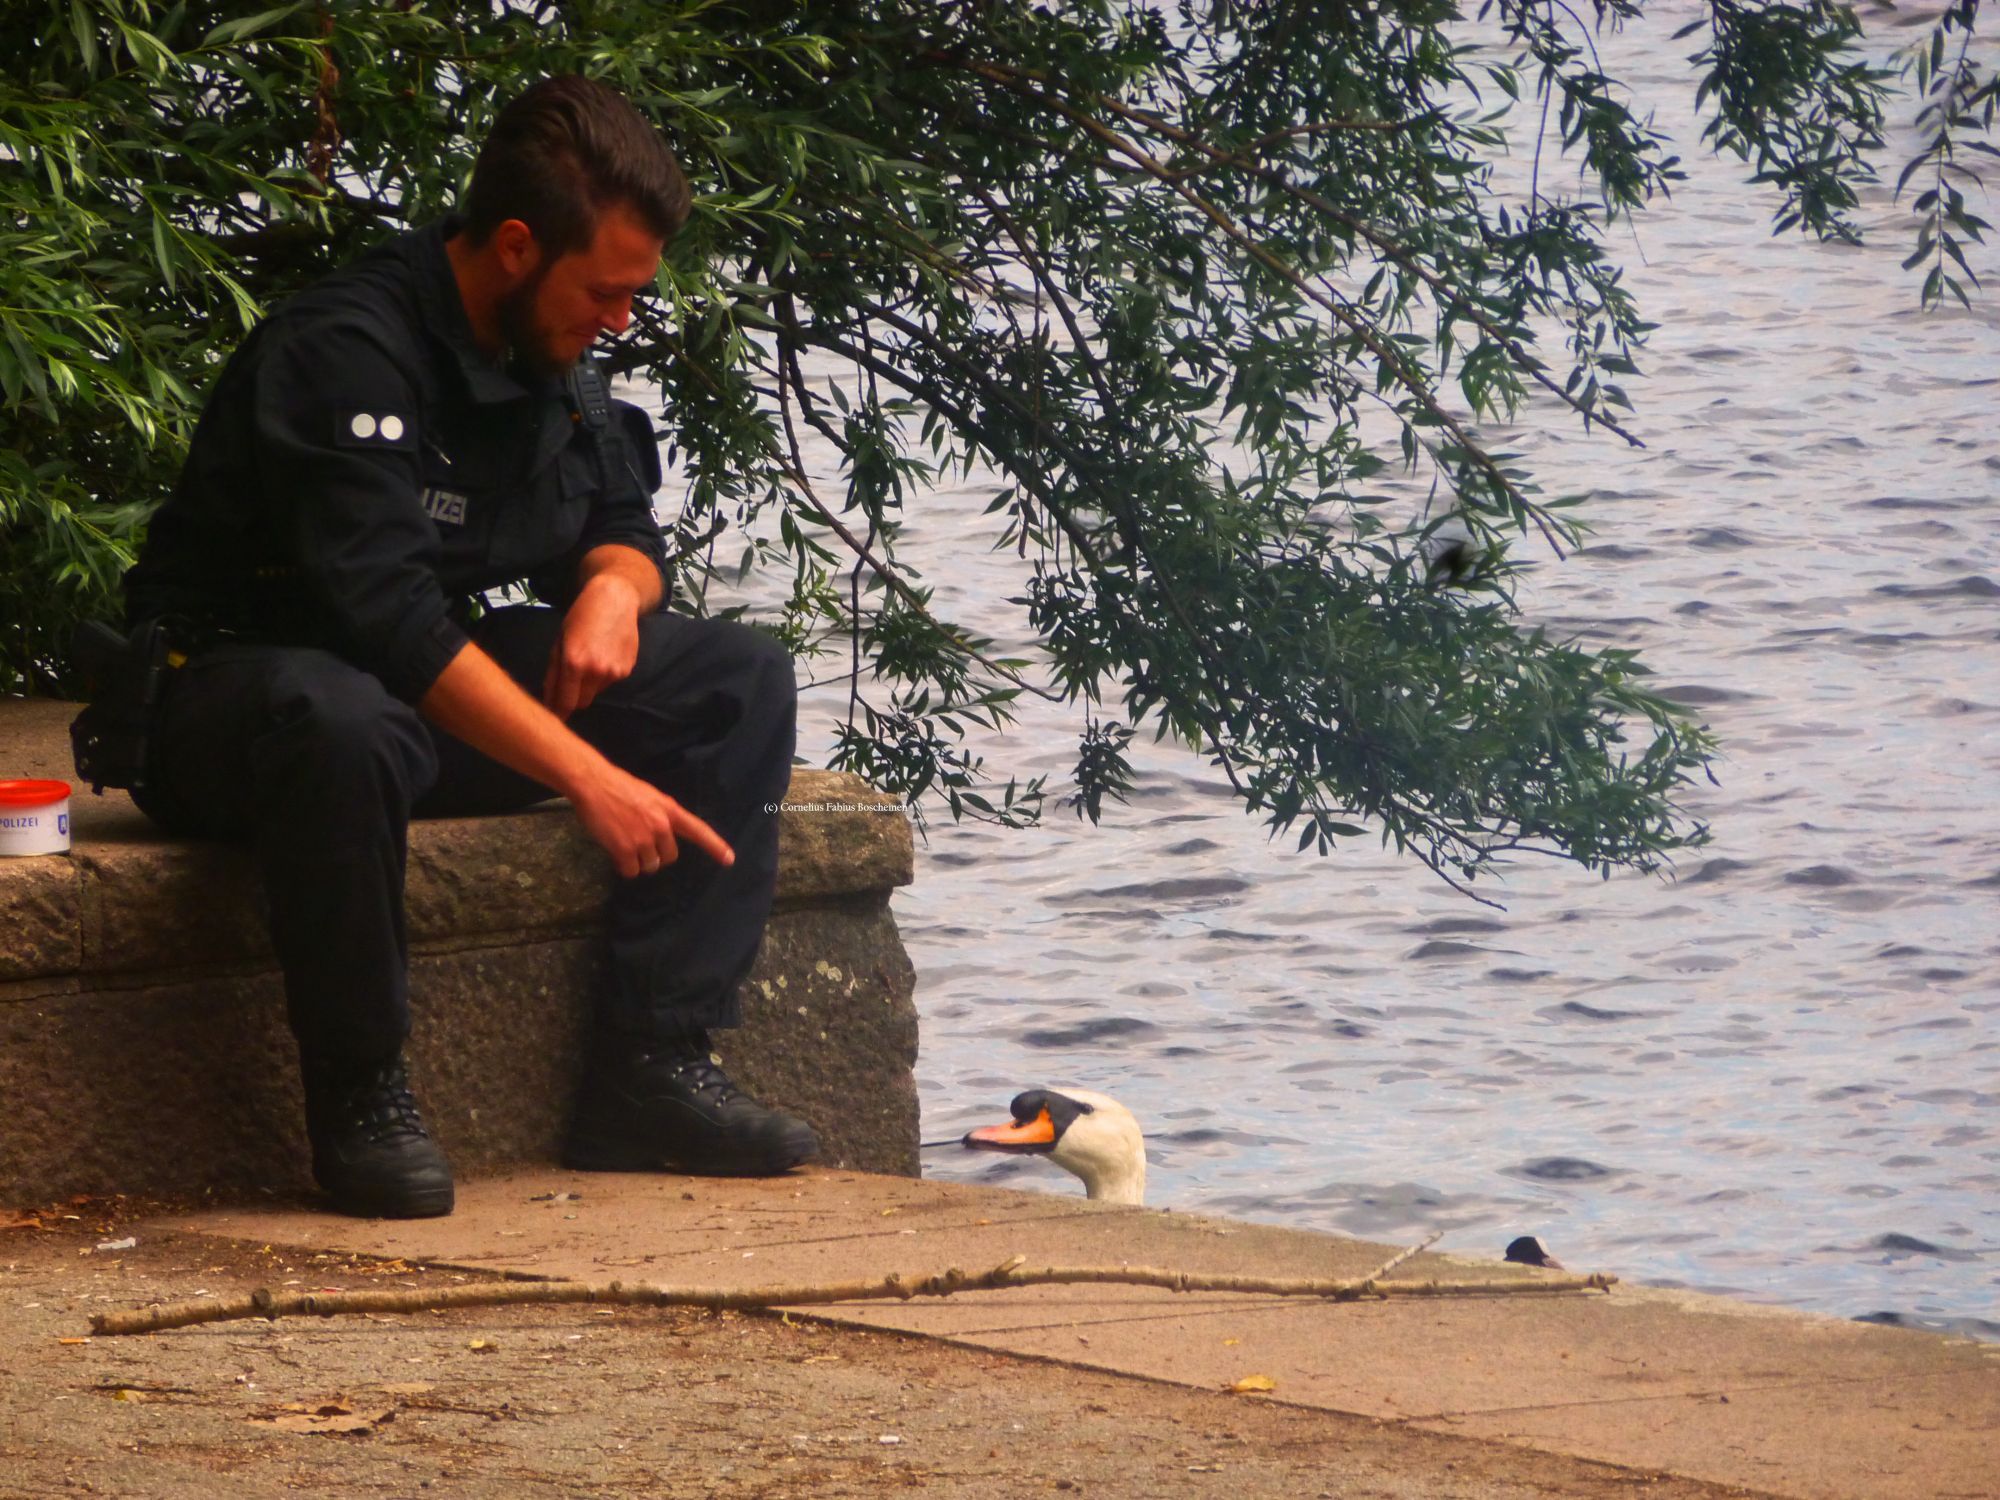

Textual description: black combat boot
[563,1035,819,1176]
[303,1055,455,1219]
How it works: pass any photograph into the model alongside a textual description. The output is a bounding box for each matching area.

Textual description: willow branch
[662,513,728,565]
[803,326,1115,592]
[92,1253,1616,1337]
[623,293,1056,706]
[827,295,1252,781]
[767,314,1063,705]
[792,299,1555,868]
[1101,115,1646,451]
[820,315,1255,797]
[961,61,1572,556]
[967,186,1117,419]
[961,185,1136,581]
[1238,117,1423,146]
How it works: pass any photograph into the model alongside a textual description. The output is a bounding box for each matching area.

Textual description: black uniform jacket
[125,216,670,703]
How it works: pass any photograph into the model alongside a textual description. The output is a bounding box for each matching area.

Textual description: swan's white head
[962,1087,1146,1205]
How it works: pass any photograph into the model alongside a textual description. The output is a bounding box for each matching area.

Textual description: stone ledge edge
[0,767,912,987]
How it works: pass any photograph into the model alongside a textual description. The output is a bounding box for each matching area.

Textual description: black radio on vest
[566,359,613,431]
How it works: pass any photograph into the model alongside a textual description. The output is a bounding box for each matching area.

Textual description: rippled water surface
[689,6,2000,1335]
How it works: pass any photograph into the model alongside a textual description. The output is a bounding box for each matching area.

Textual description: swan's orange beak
[964,1106,1057,1151]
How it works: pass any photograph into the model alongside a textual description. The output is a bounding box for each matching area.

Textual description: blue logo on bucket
[58,812,68,837]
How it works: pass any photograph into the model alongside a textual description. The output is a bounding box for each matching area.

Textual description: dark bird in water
[961,1087,1146,1204]
[1504,1235,1565,1269]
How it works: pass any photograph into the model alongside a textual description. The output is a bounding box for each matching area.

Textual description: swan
[961,1087,1146,1205]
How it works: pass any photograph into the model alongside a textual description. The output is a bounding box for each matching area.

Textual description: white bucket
[0,780,72,855]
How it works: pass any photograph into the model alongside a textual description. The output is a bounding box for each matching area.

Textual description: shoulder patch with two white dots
[333,410,415,450]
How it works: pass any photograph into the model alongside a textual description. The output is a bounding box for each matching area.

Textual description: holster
[69,618,177,794]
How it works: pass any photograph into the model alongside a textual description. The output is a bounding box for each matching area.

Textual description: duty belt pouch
[69,618,175,794]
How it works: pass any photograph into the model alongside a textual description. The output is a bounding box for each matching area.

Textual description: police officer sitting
[111,76,816,1218]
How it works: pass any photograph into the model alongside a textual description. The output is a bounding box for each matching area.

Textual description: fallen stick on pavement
[91,1247,1614,1337]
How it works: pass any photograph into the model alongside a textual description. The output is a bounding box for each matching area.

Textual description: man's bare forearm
[420,640,609,799]
[577,542,664,612]
[419,635,733,876]
[420,544,657,780]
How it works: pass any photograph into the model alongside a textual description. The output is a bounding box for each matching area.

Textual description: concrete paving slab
[942,1281,2000,1418]
[149,1167,1112,1273]
[146,1168,2000,1500]
[1413,1366,2000,1500]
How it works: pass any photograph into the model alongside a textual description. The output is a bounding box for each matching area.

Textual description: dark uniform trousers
[135,605,796,1071]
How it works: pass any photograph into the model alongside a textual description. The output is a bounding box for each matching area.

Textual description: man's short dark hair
[464,75,691,257]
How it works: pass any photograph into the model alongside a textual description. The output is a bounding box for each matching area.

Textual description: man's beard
[495,262,570,377]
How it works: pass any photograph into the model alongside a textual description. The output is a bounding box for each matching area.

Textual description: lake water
[684,3,2000,1337]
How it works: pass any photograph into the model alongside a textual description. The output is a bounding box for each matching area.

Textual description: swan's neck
[1079,1155,1145,1206]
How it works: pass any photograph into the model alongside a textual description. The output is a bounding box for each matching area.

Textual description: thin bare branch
[93,1252,1617,1337]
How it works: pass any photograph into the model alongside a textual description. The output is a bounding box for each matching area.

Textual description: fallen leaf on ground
[373,1382,435,1396]
[467,1339,497,1353]
[97,1383,195,1400]
[251,1401,392,1435]
[55,1337,90,1346]
[1226,1374,1277,1394]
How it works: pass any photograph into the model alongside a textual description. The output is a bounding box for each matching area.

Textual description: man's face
[498,201,665,375]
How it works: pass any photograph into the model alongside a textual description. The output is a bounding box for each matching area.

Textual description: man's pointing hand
[571,761,735,878]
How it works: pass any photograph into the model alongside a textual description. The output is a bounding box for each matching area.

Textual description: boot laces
[324,1063,430,1144]
[663,1053,741,1107]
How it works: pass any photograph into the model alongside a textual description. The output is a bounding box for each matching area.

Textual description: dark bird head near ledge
[1504,1235,1565,1269]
